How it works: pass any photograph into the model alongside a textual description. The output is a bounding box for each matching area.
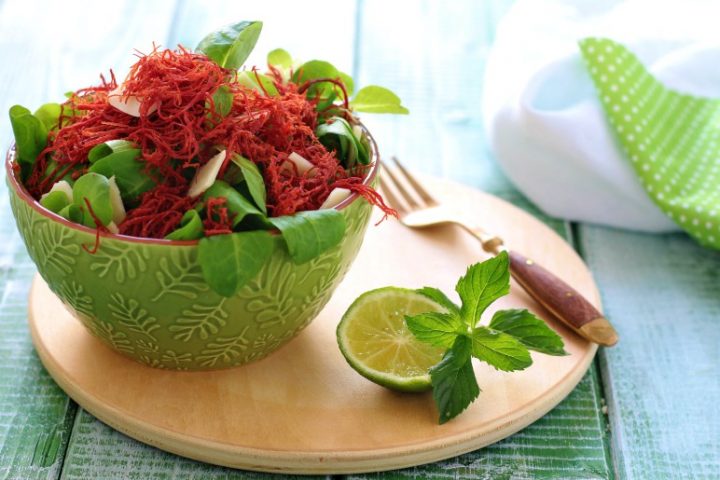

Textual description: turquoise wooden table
[0,1,718,479]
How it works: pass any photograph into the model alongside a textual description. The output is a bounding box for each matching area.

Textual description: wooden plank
[0,1,178,478]
[352,0,613,478]
[578,226,720,479]
[60,410,299,480]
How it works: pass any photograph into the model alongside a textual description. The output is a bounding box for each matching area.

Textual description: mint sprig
[406,251,568,424]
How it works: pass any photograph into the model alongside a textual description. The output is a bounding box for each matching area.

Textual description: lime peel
[337,287,446,393]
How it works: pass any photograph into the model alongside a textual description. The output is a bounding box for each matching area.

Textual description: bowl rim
[6,139,379,246]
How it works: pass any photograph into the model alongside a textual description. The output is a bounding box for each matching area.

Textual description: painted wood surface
[2,0,715,478]
[578,227,720,479]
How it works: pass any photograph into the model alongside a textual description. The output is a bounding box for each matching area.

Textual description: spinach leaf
[267,48,292,69]
[292,60,353,100]
[34,103,62,131]
[198,231,275,296]
[9,105,47,166]
[88,140,137,163]
[165,209,204,240]
[316,117,368,168]
[269,209,345,264]
[230,155,266,213]
[351,85,409,114]
[195,21,263,70]
[237,70,278,96]
[208,85,233,119]
[58,204,83,223]
[203,180,264,226]
[40,190,71,213]
[72,172,113,228]
[88,148,155,203]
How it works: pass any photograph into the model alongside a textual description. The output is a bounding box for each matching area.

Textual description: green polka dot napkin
[580,37,720,249]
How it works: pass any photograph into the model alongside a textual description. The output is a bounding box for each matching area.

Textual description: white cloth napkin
[483,0,720,232]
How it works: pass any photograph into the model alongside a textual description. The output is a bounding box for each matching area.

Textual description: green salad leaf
[40,190,71,213]
[72,172,113,228]
[267,48,292,69]
[58,204,83,223]
[237,71,279,96]
[207,85,234,121]
[351,86,409,114]
[292,60,353,100]
[230,155,267,213]
[316,117,369,168]
[198,231,275,296]
[88,147,155,203]
[88,139,136,163]
[165,210,204,240]
[269,209,346,264]
[203,180,265,226]
[404,253,567,424]
[195,21,263,70]
[9,105,47,166]
[34,103,62,131]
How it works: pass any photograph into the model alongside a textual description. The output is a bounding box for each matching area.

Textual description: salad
[9,21,406,296]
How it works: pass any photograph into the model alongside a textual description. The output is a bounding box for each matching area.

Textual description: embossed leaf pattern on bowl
[9,172,375,370]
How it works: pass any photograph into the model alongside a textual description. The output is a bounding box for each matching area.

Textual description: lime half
[337,287,446,393]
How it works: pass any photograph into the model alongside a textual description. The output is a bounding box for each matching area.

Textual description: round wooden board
[29,176,599,474]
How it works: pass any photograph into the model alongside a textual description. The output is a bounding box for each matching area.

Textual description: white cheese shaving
[319,188,352,209]
[187,150,227,198]
[107,85,157,117]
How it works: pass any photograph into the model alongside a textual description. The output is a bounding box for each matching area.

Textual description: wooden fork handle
[507,251,618,347]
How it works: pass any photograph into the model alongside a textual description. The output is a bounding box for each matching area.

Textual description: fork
[380,157,618,347]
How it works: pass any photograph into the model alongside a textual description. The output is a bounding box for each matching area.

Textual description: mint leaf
[198,231,275,296]
[416,287,461,315]
[267,48,292,69]
[405,312,464,349]
[456,251,510,326]
[195,21,263,70]
[470,326,532,372]
[350,86,409,114]
[430,335,479,424]
[269,210,345,264]
[490,309,568,356]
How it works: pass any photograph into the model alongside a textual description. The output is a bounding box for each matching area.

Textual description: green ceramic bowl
[7,147,377,371]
